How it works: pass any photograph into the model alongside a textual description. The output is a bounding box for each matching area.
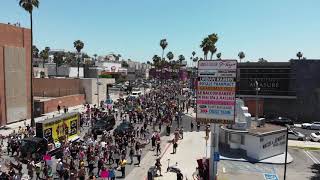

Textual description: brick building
[0,23,31,126]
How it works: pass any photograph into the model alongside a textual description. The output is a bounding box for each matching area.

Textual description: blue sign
[213,152,220,162]
[263,173,279,180]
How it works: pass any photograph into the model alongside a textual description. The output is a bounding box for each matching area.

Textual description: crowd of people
[0,83,194,180]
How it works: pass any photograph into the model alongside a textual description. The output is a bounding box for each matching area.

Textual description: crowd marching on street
[0,82,195,180]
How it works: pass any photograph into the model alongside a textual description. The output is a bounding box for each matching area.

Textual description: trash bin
[147,166,156,180]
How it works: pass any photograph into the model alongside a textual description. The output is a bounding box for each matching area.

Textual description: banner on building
[197,60,237,124]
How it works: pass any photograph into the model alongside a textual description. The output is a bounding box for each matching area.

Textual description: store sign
[262,134,286,149]
[197,60,237,124]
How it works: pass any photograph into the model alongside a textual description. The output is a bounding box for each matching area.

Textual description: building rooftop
[248,121,287,137]
[221,121,286,137]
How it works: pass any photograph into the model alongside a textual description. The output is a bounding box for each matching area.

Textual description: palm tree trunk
[210,53,213,60]
[56,63,58,76]
[77,57,80,78]
[43,58,45,68]
[30,12,35,127]
[161,49,164,85]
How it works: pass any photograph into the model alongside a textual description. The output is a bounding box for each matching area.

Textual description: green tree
[238,51,245,63]
[216,52,222,60]
[160,39,168,60]
[93,54,98,61]
[192,51,196,57]
[200,37,210,60]
[296,51,303,60]
[200,34,218,60]
[208,33,218,60]
[121,61,129,68]
[32,45,39,58]
[39,46,50,68]
[258,58,268,63]
[73,40,84,78]
[178,55,185,65]
[167,51,174,61]
[19,0,39,127]
[53,52,65,76]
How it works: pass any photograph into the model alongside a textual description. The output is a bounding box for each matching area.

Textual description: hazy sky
[1,0,320,63]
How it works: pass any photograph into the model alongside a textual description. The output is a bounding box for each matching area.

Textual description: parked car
[288,128,306,141]
[114,122,134,136]
[92,115,116,135]
[302,122,320,130]
[265,117,294,126]
[310,131,320,142]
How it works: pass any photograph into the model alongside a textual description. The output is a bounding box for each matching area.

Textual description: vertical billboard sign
[197,60,237,124]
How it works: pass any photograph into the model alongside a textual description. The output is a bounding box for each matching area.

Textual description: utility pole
[284,125,289,180]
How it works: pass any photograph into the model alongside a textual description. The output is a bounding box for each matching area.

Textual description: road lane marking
[304,150,320,164]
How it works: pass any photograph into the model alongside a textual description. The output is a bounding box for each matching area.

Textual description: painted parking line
[304,150,320,164]
[221,161,275,175]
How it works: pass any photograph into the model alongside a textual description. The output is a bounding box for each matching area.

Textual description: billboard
[197,60,237,124]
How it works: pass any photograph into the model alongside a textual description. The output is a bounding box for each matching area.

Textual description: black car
[113,122,134,136]
[265,117,294,126]
[92,115,116,135]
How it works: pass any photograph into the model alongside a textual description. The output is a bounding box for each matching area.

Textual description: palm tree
[19,0,39,127]
[160,39,168,60]
[296,52,303,60]
[39,47,50,68]
[216,52,222,60]
[208,33,218,60]
[73,40,84,78]
[53,52,65,76]
[200,37,210,60]
[238,51,245,63]
[209,45,217,60]
[178,55,185,66]
[32,45,39,58]
[166,52,174,62]
[192,51,196,57]
[93,54,98,61]
[258,58,268,63]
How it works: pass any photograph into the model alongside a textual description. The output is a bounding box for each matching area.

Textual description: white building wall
[95,62,122,72]
[245,135,260,159]
[256,132,286,160]
[79,78,115,105]
[69,67,83,78]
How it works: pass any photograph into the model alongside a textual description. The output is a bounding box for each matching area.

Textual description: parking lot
[218,147,320,180]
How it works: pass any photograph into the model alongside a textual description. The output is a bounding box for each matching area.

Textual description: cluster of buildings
[0,23,150,126]
[2,22,320,128]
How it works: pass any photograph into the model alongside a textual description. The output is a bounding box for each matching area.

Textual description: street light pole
[284,125,289,180]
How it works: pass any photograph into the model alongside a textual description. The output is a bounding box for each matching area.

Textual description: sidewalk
[154,131,210,180]
[288,140,320,149]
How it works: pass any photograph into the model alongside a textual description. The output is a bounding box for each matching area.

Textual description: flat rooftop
[221,121,287,137]
[248,121,287,137]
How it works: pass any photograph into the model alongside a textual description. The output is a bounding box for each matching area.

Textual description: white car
[302,122,320,130]
[310,132,320,142]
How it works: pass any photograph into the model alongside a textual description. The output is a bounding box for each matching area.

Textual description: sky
[1,0,320,63]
